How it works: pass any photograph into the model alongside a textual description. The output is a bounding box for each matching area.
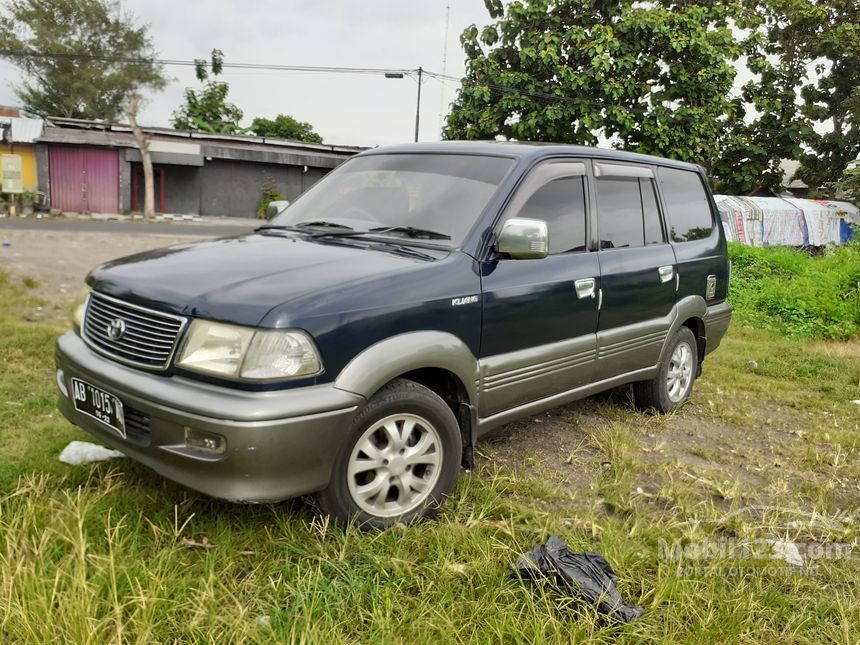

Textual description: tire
[316,378,462,529]
[633,326,698,414]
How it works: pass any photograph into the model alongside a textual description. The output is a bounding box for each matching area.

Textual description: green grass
[728,241,860,339]
[0,269,858,643]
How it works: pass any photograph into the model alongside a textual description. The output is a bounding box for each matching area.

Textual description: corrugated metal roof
[38,125,354,169]
[45,116,364,154]
[0,116,44,143]
[38,127,135,147]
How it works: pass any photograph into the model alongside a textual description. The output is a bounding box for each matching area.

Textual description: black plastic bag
[511,535,645,623]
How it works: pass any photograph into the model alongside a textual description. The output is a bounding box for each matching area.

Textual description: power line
[0,48,417,77]
[0,48,805,138]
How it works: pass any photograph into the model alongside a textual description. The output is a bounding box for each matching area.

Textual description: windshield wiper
[295,221,354,230]
[368,225,451,240]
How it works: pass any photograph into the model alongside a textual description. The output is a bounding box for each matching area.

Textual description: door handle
[658,266,674,284]
[574,278,596,299]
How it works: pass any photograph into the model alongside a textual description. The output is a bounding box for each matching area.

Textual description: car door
[656,166,729,306]
[592,161,678,378]
[479,160,601,417]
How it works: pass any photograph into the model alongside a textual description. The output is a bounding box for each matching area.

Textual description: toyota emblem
[107,318,126,341]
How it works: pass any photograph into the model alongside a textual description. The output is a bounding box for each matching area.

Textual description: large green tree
[711,0,813,194]
[172,49,244,134]
[0,0,165,121]
[250,114,323,143]
[791,0,860,195]
[444,0,745,169]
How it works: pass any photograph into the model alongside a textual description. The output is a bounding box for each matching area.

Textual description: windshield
[268,153,514,246]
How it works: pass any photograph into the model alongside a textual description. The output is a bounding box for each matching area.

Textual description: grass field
[0,262,858,643]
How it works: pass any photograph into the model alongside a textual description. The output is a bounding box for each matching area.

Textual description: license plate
[71,378,126,438]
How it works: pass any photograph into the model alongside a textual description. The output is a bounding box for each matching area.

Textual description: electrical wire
[0,48,417,76]
[0,48,809,137]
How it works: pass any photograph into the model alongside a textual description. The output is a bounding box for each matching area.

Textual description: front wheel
[633,326,698,413]
[316,379,462,529]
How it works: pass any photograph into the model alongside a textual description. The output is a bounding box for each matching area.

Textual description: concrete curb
[2,212,260,228]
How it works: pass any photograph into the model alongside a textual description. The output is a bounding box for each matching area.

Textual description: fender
[660,295,708,362]
[333,331,480,404]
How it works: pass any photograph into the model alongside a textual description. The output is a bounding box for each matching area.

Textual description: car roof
[358,140,704,173]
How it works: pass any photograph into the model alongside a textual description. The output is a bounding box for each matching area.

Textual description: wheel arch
[680,315,706,364]
[333,331,480,467]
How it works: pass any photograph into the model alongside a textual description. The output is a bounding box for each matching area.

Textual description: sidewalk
[0,211,259,228]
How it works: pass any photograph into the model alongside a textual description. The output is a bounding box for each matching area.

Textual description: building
[778,159,809,198]
[35,118,362,217]
[0,107,44,193]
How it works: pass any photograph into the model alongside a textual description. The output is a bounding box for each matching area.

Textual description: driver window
[516,176,587,254]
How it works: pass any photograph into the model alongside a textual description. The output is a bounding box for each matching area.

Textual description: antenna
[438,2,451,131]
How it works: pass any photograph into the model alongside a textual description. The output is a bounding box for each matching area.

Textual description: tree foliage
[444,0,860,196]
[791,0,860,194]
[444,0,744,169]
[833,165,860,206]
[172,49,244,134]
[0,0,165,121]
[250,114,323,143]
[711,1,812,194]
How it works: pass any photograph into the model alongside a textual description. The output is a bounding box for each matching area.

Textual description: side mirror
[497,218,549,259]
[266,200,290,219]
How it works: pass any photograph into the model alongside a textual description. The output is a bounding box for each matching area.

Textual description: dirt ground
[3,226,858,522]
[0,228,208,324]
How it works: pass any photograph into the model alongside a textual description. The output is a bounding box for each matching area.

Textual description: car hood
[88,232,449,326]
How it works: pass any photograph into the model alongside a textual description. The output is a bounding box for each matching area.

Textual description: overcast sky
[0,0,493,147]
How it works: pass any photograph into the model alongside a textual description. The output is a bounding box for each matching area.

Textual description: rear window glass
[658,167,714,242]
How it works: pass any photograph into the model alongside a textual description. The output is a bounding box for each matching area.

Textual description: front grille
[83,292,186,370]
[123,405,151,446]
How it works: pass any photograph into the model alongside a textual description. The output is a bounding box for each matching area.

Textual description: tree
[250,114,323,143]
[172,49,244,134]
[124,93,155,217]
[444,1,745,169]
[832,165,860,206]
[710,0,813,194]
[0,0,165,121]
[791,0,860,195]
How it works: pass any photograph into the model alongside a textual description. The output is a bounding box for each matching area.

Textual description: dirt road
[0,228,211,323]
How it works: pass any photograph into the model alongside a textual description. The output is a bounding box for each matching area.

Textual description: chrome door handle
[658,266,674,284]
[574,278,596,299]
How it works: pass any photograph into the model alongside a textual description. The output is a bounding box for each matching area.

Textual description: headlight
[71,285,90,331]
[176,320,322,381]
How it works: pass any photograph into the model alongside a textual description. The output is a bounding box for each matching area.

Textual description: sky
[0,0,493,147]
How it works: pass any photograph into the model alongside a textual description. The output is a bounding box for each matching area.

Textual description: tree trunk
[124,93,155,218]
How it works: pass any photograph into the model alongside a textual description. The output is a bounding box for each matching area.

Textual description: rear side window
[595,176,665,249]
[658,167,714,242]
[517,177,587,254]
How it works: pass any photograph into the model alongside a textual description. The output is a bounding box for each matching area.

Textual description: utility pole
[438,3,451,132]
[414,66,423,142]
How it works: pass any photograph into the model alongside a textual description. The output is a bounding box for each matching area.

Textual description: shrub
[256,175,285,220]
[728,242,860,340]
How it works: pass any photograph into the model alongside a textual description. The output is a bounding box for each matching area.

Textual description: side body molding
[333,331,480,404]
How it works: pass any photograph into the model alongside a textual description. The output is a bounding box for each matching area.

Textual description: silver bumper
[55,331,364,502]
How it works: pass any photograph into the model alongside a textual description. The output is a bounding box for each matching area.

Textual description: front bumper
[55,331,364,502]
